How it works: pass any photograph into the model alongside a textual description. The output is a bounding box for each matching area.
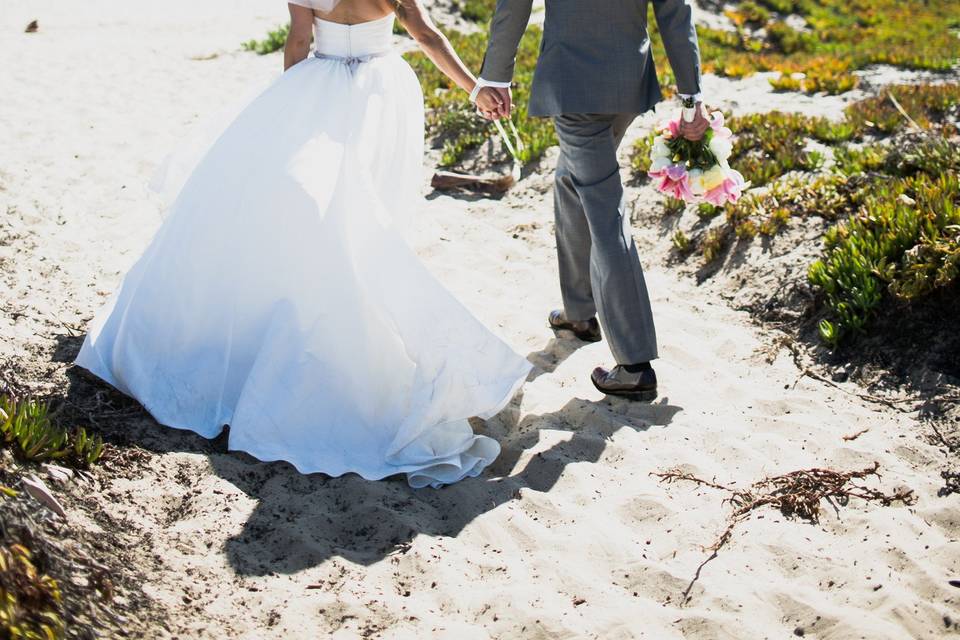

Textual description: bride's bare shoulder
[295,0,399,23]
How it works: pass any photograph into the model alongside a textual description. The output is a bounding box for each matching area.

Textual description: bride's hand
[475,87,505,120]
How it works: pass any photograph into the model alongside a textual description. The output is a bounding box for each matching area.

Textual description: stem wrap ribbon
[494,117,524,180]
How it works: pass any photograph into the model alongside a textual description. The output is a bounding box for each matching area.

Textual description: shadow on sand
[55,333,681,576]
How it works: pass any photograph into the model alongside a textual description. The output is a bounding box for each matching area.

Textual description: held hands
[475,86,512,121]
[678,102,710,141]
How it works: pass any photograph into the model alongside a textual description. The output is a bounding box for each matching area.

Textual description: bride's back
[310,0,398,25]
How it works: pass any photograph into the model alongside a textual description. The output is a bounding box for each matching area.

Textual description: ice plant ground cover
[648,0,960,95]
[642,84,960,346]
[0,390,112,640]
[808,138,960,345]
[0,395,105,466]
[648,111,746,206]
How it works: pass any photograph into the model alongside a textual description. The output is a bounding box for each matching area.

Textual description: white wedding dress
[76,13,531,488]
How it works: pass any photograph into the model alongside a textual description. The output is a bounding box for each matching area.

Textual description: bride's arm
[395,0,477,95]
[284,4,315,70]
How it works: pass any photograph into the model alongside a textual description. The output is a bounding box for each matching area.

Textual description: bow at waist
[313,50,391,71]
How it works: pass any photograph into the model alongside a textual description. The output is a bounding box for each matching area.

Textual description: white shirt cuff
[678,92,703,103]
[470,77,512,103]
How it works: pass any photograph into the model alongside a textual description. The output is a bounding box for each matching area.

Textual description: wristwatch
[681,95,697,109]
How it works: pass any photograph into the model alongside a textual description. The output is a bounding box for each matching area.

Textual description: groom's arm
[472,0,534,115]
[479,0,534,83]
[651,0,703,98]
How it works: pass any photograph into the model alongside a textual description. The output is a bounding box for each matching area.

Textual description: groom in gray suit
[472,0,708,400]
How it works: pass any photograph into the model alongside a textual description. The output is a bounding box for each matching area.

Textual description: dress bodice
[314,14,395,58]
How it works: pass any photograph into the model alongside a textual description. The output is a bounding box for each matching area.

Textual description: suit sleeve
[651,0,702,96]
[479,0,535,83]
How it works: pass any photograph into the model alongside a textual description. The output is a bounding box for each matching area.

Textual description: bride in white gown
[76,0,531,488]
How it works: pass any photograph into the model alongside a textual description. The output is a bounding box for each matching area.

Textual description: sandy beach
[1,1,958,638]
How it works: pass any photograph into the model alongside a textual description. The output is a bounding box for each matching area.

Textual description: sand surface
[1,1,957,638]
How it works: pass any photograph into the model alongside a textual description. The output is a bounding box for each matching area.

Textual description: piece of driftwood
[25,20,39,33]
[431,170,514,195]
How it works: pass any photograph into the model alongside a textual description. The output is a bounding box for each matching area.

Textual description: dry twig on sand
[798,367,918,412]
[886,91,923,131]
[653,462,915,605]
[773,334,922,413]
[842,428,870,441]
[929,420,959,453]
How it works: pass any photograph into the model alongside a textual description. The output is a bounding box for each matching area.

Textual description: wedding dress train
[76,14,531,488]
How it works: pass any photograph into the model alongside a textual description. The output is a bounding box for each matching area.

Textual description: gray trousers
[553,113,658,365]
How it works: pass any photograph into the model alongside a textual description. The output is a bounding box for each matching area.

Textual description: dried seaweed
[940,470,960,498]
[654,462,915,605]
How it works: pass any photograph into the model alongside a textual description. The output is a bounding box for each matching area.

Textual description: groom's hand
[491,86,512,119]
[476,86,512,120]
[475,86,506,120]
[678,102,710,141]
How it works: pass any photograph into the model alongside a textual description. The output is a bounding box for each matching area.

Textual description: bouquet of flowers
[648,110,746,206]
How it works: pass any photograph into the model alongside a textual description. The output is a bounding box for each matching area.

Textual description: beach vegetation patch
[242,23,290,55]
[809,159,960,344]
[453,0,495,23]
[0,541,65,640]
[0,396,104,468]
[649,0,960,96]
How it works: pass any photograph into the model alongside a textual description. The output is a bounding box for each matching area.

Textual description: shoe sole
[591,378,657,402]
[548,322,602,343]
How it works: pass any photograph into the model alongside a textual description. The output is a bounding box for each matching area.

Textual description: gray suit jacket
[480,0,702,117]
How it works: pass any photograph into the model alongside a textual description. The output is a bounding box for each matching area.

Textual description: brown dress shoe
[591,365,657,401]
[548,310,602,342]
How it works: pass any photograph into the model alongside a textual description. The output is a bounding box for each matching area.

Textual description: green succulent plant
[808,169,960,343]
[667,0,960,96]
[242,23,290,55]
[0,396,105,468]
